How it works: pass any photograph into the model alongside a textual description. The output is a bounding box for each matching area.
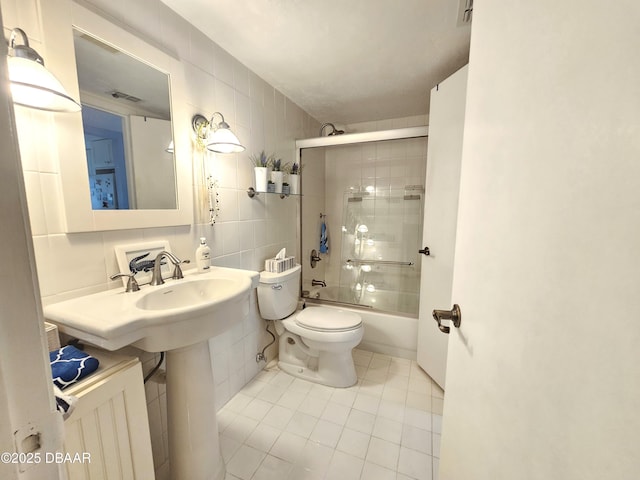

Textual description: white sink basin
[136,277,246,311]
[44,267,260,352]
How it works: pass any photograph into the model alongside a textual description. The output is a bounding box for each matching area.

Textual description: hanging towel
[319,220,329,253]
[50,345,99,390]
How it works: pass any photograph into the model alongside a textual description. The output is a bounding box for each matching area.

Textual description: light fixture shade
[8,56,81,112]
[206,127,245,154]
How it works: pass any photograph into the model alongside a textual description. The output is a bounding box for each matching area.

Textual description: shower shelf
[247,187,301,199]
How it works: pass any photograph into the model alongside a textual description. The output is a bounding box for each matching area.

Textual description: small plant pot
[270,171,284,193]
[282,184,290,195]
[267,182,276,193]
[254,167,269,192]
[289,174,300,195]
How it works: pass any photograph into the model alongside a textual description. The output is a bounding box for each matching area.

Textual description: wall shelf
[247,187,301,199]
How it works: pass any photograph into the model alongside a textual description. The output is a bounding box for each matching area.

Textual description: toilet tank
[257,264,301,320]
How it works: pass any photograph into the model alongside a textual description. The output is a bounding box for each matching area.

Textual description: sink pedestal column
[166,340,225,480]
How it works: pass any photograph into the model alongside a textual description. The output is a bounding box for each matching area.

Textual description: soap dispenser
[195,237,211,272]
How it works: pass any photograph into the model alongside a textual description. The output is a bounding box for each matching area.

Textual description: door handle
[432,304,461,334]
[418,246,430,256]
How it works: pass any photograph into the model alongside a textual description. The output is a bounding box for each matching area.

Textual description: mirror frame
[43,1,192,232]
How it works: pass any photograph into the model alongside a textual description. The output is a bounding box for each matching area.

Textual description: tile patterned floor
[218,349,444,480]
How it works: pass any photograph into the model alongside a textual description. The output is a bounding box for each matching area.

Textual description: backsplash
[2,0,318,475]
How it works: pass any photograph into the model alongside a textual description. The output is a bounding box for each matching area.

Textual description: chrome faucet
[150,251,184,286]
[311,279,326,287]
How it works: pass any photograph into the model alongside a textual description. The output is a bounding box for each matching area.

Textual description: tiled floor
[218,349,444,480]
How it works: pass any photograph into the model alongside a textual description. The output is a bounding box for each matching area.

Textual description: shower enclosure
[298,126,428,317]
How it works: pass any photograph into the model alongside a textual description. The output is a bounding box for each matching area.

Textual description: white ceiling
[160,0,471,125]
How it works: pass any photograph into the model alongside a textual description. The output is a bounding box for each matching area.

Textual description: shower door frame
[295,126,428,153]
[296,126,429,313]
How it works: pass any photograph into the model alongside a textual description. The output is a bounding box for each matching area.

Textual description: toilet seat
[294,306,362,332]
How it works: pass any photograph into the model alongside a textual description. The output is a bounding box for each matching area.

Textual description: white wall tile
[184,64,217,111]
[238,221,254,251]
[233,59,250,97]
[215,79,237,126]
[23,172,46,236]
[121,0,163,49]
[40,173,66,234]
[217,188,239,221]
[237,192,253,222]
[188,28,215,75]
[235,91,251,129]
[213,44,235,87]
[248,72,265,106]
[215,156,239,190]
[221,222,241,255]
[45,233,107,293]
[2,0,41,41]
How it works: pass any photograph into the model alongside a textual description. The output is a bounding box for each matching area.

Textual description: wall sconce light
[6,28,81,112]
[191,112,245,153]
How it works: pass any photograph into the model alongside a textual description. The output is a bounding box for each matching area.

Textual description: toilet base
[277,332,359,388]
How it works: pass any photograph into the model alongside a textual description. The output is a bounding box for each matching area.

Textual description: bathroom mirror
[73,30,176,210]
[43,1,192,232]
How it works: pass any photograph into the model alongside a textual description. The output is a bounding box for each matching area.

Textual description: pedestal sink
[44,266,260,480]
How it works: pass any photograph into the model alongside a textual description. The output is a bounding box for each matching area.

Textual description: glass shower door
[338,186,424,316]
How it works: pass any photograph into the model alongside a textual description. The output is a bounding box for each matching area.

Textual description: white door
[0,5,63,477]
[439,2,640,479]
[416,66,467,389]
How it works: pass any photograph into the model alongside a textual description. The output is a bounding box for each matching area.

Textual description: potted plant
[288,162,302,195]
[250,151,272,192]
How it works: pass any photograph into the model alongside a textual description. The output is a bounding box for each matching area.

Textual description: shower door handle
[432,304,461,334]
[418,246,430,256]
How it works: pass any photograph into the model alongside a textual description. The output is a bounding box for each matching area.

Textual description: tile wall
[1,0,318,476]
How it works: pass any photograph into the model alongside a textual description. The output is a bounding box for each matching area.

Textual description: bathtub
[303,286,418,360]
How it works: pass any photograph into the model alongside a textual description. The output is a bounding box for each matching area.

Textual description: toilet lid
[295,306,362,332]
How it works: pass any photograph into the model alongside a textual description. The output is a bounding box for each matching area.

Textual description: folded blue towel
[50,345,99,390]
[319,220,329,253]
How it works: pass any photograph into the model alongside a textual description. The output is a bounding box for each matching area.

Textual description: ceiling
[160,0,471,125]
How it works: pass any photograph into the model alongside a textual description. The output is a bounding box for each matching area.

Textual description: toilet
[257,265,364,387]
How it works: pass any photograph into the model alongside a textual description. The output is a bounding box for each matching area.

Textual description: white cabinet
[89,139,114,170]
[62,349,155,479]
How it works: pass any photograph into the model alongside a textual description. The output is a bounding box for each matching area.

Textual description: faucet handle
[110,272,140,293]
[171,259,190,280]
[171,255,191,280]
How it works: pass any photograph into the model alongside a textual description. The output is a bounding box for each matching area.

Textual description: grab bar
[303,297,374,309]
[346,259,414,267]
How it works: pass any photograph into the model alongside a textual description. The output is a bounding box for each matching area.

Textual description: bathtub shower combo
[297,127,428,359]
